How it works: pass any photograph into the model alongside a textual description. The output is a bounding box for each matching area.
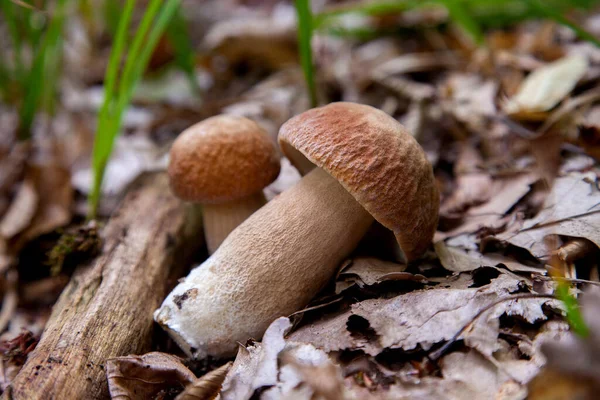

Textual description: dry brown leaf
[441,73,497,132]
[223,68,308,144]
[0,330,39,393]
[204,5,297,71]
[0,179,37,239]
[106,352,196,400]
[503,55,588,118]
[434,241,544,273]
[345,349,525,400]
[528,288,600,399]
[292,273,556,357]
[540,287,600,380]
[221,317,344,400]
[15,162,72,247]
[499,172,600,259]
[335,257,424,294]
[176,361,232,400]
[221,318,289,400]
[436,173,537,240]
[0,142,28,219]
[72,135,168,200]
[528,368,597,400]
[439,144,493,217]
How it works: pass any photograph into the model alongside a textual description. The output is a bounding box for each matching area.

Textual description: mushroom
[169,114,280,254]
[155,102,439,358]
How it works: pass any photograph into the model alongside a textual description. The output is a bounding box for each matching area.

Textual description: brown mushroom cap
[169,115,280,203]
[278,102,439,261]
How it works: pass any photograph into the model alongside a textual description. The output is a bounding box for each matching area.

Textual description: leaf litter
[1,1,600,399]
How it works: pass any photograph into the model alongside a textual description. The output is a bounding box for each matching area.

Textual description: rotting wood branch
[4,173,204,400]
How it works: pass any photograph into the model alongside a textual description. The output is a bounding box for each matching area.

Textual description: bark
[5,173,203,400]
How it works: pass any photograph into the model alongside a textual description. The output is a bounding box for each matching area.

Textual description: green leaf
[555,279,589,337]
[294,0,318,108]
[436,0,485,45]
[17,0,69,140]
[89,0,181,218]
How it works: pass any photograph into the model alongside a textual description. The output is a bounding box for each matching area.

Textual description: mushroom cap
[278,102,439,261]
[169,115,280,203]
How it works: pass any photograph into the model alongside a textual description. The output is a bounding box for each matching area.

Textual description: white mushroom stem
[155,167,374,358]
[202,192,267,254]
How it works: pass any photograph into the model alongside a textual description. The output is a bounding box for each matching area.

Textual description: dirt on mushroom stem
[154,167,374,358]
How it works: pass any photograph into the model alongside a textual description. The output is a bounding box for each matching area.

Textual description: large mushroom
[155,102,439,358]
[169,114,280,253]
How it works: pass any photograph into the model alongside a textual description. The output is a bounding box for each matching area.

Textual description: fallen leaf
[223,68,308,143]
[441,73,497,132]
[434,241,544,273]
[0,142,28,219]
[106,352,196,400]
[291,273,557,357]
[335,257,424,294]
[264,157,301,201]
[15,162,72,247]
[221,317,343,400]
[221,318,289,400]
[499,172,600,259]
[0,179,37,239]
[528,287,600,399]
[436,173,537,240]
[345,350,526,400]
[503,55,588,118]
[176,361,232,400]
[0,330,40,392]
[72,135,168,198]
[439,144,493,217]
[204,4,297,71]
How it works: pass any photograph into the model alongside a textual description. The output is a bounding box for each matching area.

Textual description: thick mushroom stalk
[155,102,439,358]
[201,192,267,253]
[155,167,373,357]
[169,115,280,254]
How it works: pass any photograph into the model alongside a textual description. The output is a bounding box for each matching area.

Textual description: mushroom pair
[155,102,439,358]
[169,115,280,254]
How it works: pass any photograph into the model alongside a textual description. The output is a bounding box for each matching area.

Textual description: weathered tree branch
[5,173,204,400]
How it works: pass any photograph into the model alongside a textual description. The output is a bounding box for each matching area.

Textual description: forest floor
[1,1,600,399]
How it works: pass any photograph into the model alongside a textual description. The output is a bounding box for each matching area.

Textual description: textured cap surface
[169,115,280,203]
[279,102,439,261]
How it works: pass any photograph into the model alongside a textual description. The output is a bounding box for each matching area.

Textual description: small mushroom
[169,115,280,253]
[155,102,439,358]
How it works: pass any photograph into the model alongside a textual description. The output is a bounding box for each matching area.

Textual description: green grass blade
[124,0,181,101]
[114,0,164,106]
[17,0,69,140]
[525,0,600,47]
[88,0,180,218]
[294,0,318,108]
[315,0,417,28]
[97,0,135,123]
[437,0,485,45]
[166,5,200,92]
[40,0,69,115]
[555,279,589,337]
[103,0,122,36]
[89,0,136,218]
[0,0,25,78]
